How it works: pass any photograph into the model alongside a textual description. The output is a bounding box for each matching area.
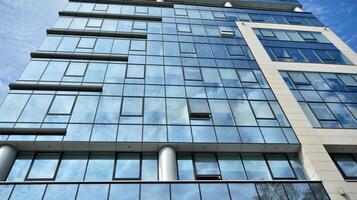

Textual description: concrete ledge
[47,29,147,39]
[8,83,103,92]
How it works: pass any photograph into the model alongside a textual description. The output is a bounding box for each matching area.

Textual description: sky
[299,0,357,52]
[0,0,356,103]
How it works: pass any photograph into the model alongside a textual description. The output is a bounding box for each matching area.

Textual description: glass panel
[218,153,246,180]
[177,153,194,180]
[109,184,140,200]
[56,152,88,181]
[19,60,48,80]
[18,95,53,122]
[230,100,257,126]
[76,184,109,200]
[194,154,220,178]
[200,184,230,200]
[7,152,34,181]
[333,154,357,177]
[0,185,13,200]
[144,98,166,124]
[171,184,200,200]
[141,184,170,200]
[256,183,288,200]
[70,96,99,123]
[242,154,271,180]
[27,153,60,180]
[141,153,157,180]
[48,96,76,115]
[10,185,46,200]
[209,100,235,125]
[0,94,29,122]
[284,183,316,200]
[121,97,143,116]
[266,154,295,179]
[85,153,114,181]
[115,153,140,179]
[95,97,121,123]
[167,99,189,125]
[229,183,260,200]
[43,184,78,200]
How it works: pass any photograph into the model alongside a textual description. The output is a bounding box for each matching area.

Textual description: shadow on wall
[0,0,67,102]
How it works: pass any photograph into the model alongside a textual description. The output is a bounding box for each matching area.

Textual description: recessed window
[331,154,357,179]
[188,99,211,119]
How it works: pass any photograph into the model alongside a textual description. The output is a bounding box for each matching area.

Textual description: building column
[0,145,17,181]
[158,146,177,181]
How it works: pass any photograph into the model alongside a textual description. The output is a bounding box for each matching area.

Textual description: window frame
[188,99,211,120]
[193,153,222,180]
[330,153,357,180]
[113,152,142,180]
[25,152,62,181]
[264,154,298,180]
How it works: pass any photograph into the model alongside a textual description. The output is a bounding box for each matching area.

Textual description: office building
[0,0,356,199]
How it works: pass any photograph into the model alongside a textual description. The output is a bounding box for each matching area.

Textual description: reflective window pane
[27,153,60,180]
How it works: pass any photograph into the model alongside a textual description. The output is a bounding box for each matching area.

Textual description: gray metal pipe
[0,145,17,181]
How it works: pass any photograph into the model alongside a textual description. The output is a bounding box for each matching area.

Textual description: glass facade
[255,28,352,65]
[0,0,334,199]
[281,71,357,128]
[0,182,328,200]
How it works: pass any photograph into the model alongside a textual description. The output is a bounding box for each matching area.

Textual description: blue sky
[0,0,356,102]
[300,0,357,52]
